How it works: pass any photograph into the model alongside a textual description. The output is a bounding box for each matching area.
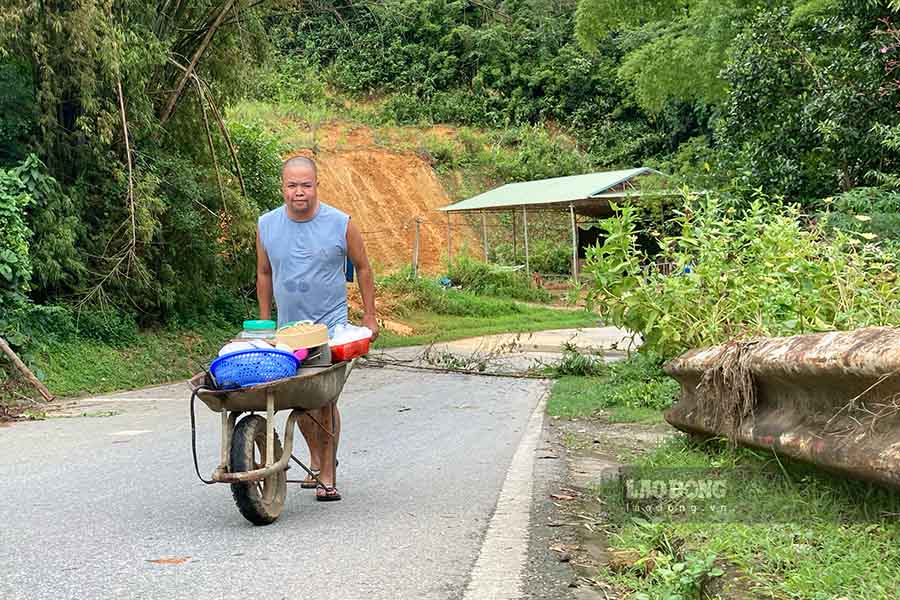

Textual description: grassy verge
[548,353,900,598]
[547,353,678,423]
[374,306,597,349]
[594,437,900,599]
[31,322,234,399]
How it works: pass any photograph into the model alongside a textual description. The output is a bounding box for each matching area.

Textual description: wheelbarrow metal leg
[220,411,229,468]
[212,411,239,481]
[214,410,302,483]
[266,389,275,467]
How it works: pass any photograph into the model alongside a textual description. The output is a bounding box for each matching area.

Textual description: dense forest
[1,0,899,354]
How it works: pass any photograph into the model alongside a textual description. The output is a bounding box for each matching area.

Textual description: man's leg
[315,404,342,500]
[298,412,321,470]
[298,407,341,480]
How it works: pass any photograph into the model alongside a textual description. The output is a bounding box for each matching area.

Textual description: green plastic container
[239,319,276,339]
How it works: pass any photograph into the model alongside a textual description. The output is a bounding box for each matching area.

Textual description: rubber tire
[230,414,287,525]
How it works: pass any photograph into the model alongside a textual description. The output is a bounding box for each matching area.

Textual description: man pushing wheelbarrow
[255,155,379,502]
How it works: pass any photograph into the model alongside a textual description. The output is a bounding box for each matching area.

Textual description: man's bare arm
[256,227,274,321]
[346,220,378,340]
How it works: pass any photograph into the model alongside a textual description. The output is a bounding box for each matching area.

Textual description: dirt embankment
[287,125,478,274]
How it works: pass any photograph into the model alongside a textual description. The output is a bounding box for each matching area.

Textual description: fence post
[412,217,421,278]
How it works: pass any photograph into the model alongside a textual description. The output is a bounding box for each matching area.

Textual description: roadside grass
[594,436,900,599]
[548,353,900,597]
[32,322,233,398]
[374,306,597,349]
[372,267,595,348]
[547,353,678,422]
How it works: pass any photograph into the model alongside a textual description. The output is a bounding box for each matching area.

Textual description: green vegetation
[280,0,900,201]
[594,436,900,598]
[585,196,900,358]
[446,255,551,302]
[373,266,596,348]
[33,324,233,398]
[375,308,597,349]
[547,353,677,422]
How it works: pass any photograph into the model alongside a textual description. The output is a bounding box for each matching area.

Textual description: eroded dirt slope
[287,128,477,273]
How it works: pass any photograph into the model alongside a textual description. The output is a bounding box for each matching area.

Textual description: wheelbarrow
[188,360,355,525]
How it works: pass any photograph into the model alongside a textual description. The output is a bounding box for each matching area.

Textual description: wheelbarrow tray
[188,361,351,413]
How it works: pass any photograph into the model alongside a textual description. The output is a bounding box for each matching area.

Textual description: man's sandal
[315,484,342,502]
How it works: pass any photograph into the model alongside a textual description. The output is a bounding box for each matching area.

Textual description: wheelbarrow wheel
[230,414,287,525]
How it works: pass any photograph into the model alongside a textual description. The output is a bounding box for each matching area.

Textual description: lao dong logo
[624,478,727,500]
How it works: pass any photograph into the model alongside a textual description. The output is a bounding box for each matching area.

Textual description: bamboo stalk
[160,0,236,125]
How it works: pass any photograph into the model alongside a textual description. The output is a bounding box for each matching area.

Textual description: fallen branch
[0,337,54,402]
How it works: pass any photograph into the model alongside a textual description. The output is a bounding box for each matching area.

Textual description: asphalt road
[0,363,550,600]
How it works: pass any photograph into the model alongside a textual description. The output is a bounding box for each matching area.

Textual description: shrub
[380,93,430,126]
[585,195,900,358]
[75,308,139,346]
[0,304,76,352]
[0,166,33,310]
[227,120,286,211]
[254,57,328,106]
[378,268,525,317]
[493,239,572,275]
[446,255,550,302]
[819,187,900,248]
[548,343,607,377]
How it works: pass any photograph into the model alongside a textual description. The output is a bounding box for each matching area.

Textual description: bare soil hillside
[286,125,477,273]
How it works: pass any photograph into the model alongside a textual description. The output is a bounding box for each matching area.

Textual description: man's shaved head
[282,155,317,178]
[281,155,319,220]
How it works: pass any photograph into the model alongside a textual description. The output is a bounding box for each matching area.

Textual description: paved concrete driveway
[0,364,549,600]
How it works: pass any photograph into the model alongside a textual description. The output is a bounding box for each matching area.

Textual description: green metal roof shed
[439,167,660,216]
[436,167,664,278]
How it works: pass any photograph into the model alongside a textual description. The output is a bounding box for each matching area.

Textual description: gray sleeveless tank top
[258,203,350,333]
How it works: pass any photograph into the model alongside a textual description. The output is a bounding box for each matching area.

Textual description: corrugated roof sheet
[439,167,658,212]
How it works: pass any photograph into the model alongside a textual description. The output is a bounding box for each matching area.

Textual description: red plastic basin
[330,337,371,362]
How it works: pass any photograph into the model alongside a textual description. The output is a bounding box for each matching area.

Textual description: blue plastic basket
[209,349,299,389]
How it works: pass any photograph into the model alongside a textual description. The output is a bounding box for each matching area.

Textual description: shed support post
[446,213,452,263]
[482,212,489,262]
[512,210,518,262]
[523,206,530,281]
[569,203,578,280]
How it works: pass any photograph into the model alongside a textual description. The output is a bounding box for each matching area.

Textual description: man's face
[282,163,318,216]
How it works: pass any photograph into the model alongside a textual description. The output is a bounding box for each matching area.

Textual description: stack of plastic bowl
[209,348,298,389]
